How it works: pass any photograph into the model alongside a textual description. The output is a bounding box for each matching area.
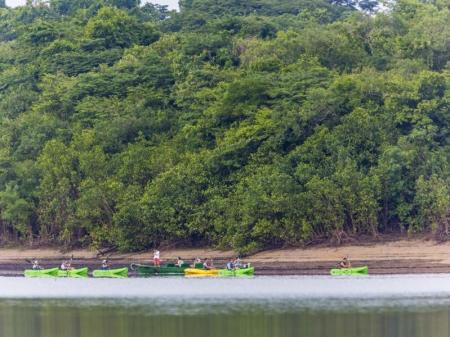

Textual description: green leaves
[37,140,79,245]
[0,184,32,240]
[85,6,156,48]
[0,0,446,251]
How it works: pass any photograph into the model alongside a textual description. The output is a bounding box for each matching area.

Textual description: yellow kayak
[184,268,219,276]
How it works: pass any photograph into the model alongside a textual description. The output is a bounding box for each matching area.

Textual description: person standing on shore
[153,249,161,267]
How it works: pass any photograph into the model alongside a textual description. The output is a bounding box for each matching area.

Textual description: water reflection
[0,299,449,337]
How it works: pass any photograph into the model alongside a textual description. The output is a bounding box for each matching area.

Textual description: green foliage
[0,184,32,242]
[105,0,140,9]
[412,175,450,236]
[0,0,447,251]
[85,6,152,48]
[50,0,96,15]
[37,140,79,245]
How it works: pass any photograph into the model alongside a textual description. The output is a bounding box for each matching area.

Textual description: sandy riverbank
[1,239,450,275]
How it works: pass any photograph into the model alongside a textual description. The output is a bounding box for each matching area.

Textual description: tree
[85,6,144,48]
[0,0,446,252]
[0,184,32,241]
[413,175,450,238]
[330,0,381,11]
[105,0,140,9]
[50,0,96,15]
[37,140,79,245]
[138,3,170,21]
[358,0,379,12]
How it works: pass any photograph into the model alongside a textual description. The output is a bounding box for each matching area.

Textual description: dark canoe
[132,263,203,275]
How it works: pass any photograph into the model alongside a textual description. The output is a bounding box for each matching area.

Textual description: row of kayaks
[24,264,368,278]
[132,263,368,276]
[23,265,255,278]
[131,263,255,276]
[183,266,367,276]
[24,267,128,278]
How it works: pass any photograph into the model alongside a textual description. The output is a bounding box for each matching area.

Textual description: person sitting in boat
[60,260,72,270]
[153,250,161,267]
[234,257,243,269]
[226,259,234,270]
[339,257,352,269]
[32,259,42,270]
[101,260,109,270]
[175,257,184,267]
[203,258,214,270]
[191,257,201,268]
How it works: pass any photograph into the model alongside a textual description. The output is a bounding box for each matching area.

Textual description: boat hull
[57,267,89,277]
[218,267,255,277]
[330,266,368,276]
[24,268,59,278]
[184,268,219,276]
[133,263,193,275]
[93,268,128,278]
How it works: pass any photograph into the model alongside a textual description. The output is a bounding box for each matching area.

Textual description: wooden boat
[92,267,129,278]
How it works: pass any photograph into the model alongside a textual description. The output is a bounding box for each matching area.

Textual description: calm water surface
[2,275,450,337]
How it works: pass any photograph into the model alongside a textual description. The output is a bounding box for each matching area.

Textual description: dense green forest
[0,0,447,253]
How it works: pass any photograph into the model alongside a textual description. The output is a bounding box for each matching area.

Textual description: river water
[2,275,450,337]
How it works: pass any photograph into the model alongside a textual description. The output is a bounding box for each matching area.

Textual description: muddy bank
[1,239,450,276]
[2,259,450,277]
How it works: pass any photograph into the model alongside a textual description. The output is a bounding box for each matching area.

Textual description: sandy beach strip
[1,239,450,275]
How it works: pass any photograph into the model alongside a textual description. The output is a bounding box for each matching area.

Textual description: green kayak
[57,267,89,278]
[24,268,59,278]
[92,267,129,278]
[330,266,368,276]
[133,263,197,275]
[218,267,255,277]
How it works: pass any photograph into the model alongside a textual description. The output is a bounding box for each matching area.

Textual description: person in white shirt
[32,260,42,270]
[203,258,214,270]
[191,257,201,268]
[153,250,161,267]
[101,260,109,270]
[60,260,71,270]
[175,257,184,267]
[234,257,242,269]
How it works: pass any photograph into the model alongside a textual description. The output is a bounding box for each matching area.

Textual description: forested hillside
[0,0,448,253]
